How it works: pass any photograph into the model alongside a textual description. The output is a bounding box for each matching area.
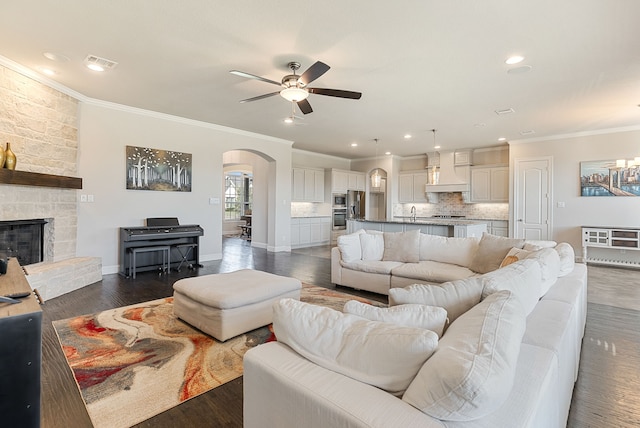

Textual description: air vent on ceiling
[84,55,118,70]
[519,130,536,136]
[495,108,515,115]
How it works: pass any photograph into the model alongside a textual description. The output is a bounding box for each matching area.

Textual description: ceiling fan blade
[298,61,330,86]
[230,70,282,86]
[297,99,313,115]
[308,88,362,99]
[239,92,280,103]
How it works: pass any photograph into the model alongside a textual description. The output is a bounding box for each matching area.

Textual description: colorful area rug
[52,284,383,428]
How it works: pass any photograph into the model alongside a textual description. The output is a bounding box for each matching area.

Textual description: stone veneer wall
[0,64,79,262]
[0,64,102,300]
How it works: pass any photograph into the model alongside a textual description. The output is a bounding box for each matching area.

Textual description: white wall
[77,101,293,274]
[509,128,640,256]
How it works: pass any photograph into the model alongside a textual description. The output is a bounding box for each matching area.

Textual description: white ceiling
[1,0,639,159]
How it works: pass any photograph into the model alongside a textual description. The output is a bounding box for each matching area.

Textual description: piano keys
[119,223,204,277]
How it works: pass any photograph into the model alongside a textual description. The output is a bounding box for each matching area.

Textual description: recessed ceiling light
[87,63,105,72]
[283,117,293,124]
[505,55,524,65]
[351,143,358,147]
[404,134,412,139]
[42,68,56,76]
[434,145,441,149]
[43,52,69,62]
[385,151,391,155]
[498,137,507,142]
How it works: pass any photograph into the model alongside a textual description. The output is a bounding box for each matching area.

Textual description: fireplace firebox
[0,219,47,266]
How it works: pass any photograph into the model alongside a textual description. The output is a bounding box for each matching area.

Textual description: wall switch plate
[87,194,94,203]
[80,194,87,202]
[557,201,565,208]
[209,197,220,205]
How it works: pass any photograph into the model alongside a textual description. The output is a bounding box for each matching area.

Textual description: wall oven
[332,208,347,230]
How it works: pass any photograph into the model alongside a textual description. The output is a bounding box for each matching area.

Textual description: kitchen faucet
[410,205,416,222]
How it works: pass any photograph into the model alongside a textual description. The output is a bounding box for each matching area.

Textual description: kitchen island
[347,217,488,238]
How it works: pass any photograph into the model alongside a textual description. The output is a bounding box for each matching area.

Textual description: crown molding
[509,125,640,145]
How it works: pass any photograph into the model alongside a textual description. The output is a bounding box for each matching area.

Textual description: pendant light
[371,138,381,188]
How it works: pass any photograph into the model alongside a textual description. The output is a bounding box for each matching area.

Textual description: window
[224,172,252,220]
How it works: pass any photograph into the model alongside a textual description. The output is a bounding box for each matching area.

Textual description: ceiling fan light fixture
[280,87,309,102]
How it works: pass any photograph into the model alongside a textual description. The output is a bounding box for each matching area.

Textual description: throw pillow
[554,243,575,277]
[499,247,532,268]
[402,290,526,421]
[382,229,421,263]
[343,300,448,337]
[360,232,385,261]
[481,258,542,315]
[337,230,364,263]
[389,277,484,323]
[273,298,439,395]
[469,233,525,274]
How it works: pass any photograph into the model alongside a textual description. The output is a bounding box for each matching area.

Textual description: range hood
[424,151,470,193]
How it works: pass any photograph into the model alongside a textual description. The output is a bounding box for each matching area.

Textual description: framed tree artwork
[126,146,192,191]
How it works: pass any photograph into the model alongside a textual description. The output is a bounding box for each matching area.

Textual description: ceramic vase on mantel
[0,143,5,168]
[4,142,16,170]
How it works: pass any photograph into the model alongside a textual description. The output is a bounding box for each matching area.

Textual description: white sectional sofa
[244,231,587,428]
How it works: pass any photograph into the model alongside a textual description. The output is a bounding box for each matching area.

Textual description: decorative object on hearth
[580,159,640,196]
[52,284,383,428]
[126,145,192,191]
[4,142,16,170]
[230,60,361,115]
[371,138,382,188]
[0,142,5,168]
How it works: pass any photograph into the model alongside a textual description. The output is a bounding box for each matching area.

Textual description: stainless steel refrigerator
[347,190,366,219]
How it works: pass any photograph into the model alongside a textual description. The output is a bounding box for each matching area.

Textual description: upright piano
[119,218,204,277]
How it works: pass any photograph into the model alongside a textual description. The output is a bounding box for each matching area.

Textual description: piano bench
[128,245,170,279]
[173,243,198,272]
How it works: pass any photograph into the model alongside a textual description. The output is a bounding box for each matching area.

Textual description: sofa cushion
[337,230,364,263]
[555,243,575,277]
[390,260,476,283]
[481,258,542,315]
[469,233,526,274]
[383,229,421,263]
[343,300,448,337]
[523,240,557,251]
[402,290,526,421]
[526,247,560,296]
[389,277,484,323]
[360,232,385,261]
[272,298,439,395]
[419,234,480,268]
[340,259,404,275]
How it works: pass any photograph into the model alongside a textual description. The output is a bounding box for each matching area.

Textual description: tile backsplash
[291,202,332,217]
[393,192,508,220]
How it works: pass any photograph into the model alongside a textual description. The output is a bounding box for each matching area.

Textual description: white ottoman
[172,269,302,341]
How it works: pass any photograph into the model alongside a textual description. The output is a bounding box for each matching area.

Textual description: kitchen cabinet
[328,169,366,194]
[292,167,324,202]
[398,172,428,203]
[291,217,331,248]
[488,220,509,237]
[470,166,508,203]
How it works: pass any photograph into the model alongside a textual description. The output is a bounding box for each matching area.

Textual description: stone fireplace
[1,63,102,300]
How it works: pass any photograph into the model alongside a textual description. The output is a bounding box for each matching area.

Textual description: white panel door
[514,158,552,240]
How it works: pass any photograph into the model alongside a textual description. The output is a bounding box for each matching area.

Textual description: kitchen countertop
[291,215,331,218]
[349,217,490,226]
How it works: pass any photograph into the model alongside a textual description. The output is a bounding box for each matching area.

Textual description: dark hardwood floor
[39,238,639,427]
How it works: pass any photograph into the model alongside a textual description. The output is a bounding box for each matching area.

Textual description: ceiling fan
[230,61,362,115]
